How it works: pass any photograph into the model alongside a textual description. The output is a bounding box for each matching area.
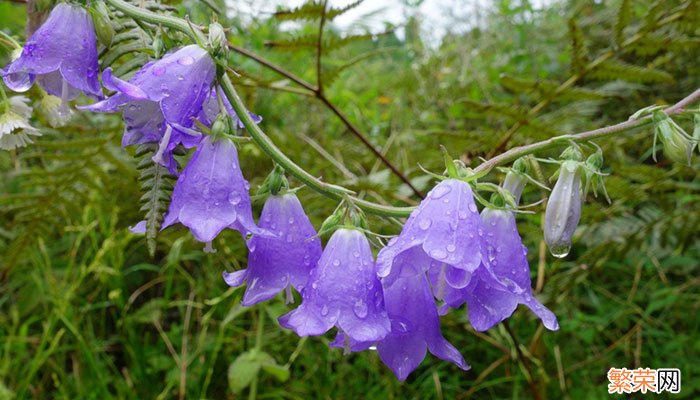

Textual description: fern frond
[134,144,174,257]
[589,59,673,83]
[614,0,632,46]
[499,75,610,101]
[568,17,589,75]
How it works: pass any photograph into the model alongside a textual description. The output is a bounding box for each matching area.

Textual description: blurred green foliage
[1,0,699,398]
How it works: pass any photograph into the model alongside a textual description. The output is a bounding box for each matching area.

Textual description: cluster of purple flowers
[1,3,561,382]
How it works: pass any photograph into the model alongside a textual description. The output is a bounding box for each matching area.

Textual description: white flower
[0,96,40,150]
[39,94,72,127]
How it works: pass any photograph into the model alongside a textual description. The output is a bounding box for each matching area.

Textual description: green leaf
[228,350,262,394]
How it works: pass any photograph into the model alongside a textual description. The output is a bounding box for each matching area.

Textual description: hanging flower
[198,87,262,129]
[2,3,101,110]
[223,193,322,306]
[0,96,40,150]
[279,228,391,343]
[81,45,216,174]
[331,272,469,381]
[161,135,267,250]
[432,208,559,331]
[376,179,485,289]
[544,160,582,258]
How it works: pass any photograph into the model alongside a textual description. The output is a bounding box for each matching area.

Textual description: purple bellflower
[81,45,216,174]
[377,179,485,290]
[2,3,101,115]
[544,160,582,258]
[432,207,559,331]
[198,87,263,129]
[161,135,267,250]
[331,271,469,381]
[223,193,322,306]
[279,228,391,343]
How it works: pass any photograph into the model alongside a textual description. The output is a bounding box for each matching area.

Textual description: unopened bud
[208,22,227,57]
[544,160,582,258]
[654,112,693,166]
[560,145,583,161]
[502,170,527,206]
[89,3,114,47]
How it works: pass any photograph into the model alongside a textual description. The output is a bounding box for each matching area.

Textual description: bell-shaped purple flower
[376,179,484,289]
[433,208,559,331]
[331,271,469,381]
[223,193,322,306]
[2,3,101,106]
[161,135,266,248]
[81,45,216,173]
[544,160,582,258]
[279,228,391,343]
[198,87,262,129]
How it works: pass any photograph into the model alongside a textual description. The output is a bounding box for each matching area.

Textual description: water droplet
[320,305,329,316]
[419,218,432,230]
[469,203,478,213]
[430,184,452,199]
[286,234,293,243]
[458,210,468,219]
[311,281,319,289]
[353,300,368,318]
[178,56,194,66]
[228,192,241,205]
[352,251,360,258]
[332,259,340,267]
[152,66,166,76]
[177,74,184,81]
[288,216,295,224]
[446,244,456,252]
[549,242,571,258]
[430,249,447,259]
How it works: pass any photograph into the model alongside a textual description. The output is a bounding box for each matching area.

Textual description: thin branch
[228,42,425,198]
[316,0,328,93]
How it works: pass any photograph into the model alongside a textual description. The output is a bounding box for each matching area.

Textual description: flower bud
[653,112,693,166]
[89,3,114,47]
[502,170,527,205]
[208,22,227,57]
[544,160,582,258]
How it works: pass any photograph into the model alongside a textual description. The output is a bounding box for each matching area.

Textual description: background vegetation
[1,0,698,398]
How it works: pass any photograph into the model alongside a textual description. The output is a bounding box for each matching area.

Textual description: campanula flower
[81,45,216,174]
[223,193,322,306]
[544,160,582,258]
[0,96,40,150]
[279,228,390,343]
[161,135,267,249]
[377,179,485,289]
[433,208,559,331]
[331,271,468,381]
[2,3,100,109]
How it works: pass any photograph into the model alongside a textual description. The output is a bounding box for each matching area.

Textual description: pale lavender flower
[544,160,582,258]
[377,179,485,289]
[279,228,390,343]
[433,208,559,331]
[331,271,469,381]
[223,193,322,306]
[81,45,215,174]
[2,3,100,111]
[161,135,266,248]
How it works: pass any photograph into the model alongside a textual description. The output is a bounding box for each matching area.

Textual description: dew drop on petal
[152,66,166,76]
[430,249,447,259]
[458,210,468,219]
[353,300,368,318]
[332,259,341,266]
[320,305,329,316]
[469,203,478,213]
[419,218,432,230]
[178,56,195,65]
[446,244,456,252]
[430,184,452,199]
[228,192,241,205]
